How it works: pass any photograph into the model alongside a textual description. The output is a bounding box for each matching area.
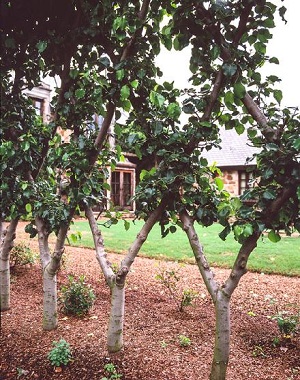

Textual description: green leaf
[263,189,276,200]
[75,88,85,99]
[167,102,181,119]
[268,230,281,243]
[163,81,173,91]
[273,89,282,104]
[263,18,275,28]
[152,121,163,136]
[182,104,194,114]
[113,16,127,31]
[130,80,139,89]
[36,40,47,53]
[121,99,132,112]
[292,137,300,150]
[200,121,212,128]
[211,45,220,60]
[215,177,224,191]
[224,91,234,109]
[116,69,125,80]
[169,225,177,233]
[25,203,32,213]
[100,56,110,68]
[124,220,130,231]
[121,85,130,100]
[233,82,246,99]
[243,224,253,237]
[173,36,181,51]
[266,143,279,151]
[235,123,245,135]
[150,91,165,108]
[269,57,279,64]
[222,63,237,77]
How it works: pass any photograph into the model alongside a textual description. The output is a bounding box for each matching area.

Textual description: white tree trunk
[0,218,19,311]
[107,283,125,353]
[36,217,68,330]
[42,268,58,330]
[210,292,230,380]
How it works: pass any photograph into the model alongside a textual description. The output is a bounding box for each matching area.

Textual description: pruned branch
[84,204,115,286]
[224,184,297,296]
[121,199,167,273]
[179,209,219,302]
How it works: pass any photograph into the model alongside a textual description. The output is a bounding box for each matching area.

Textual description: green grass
[68,219,300,276]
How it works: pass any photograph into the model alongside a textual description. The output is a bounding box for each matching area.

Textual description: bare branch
[121,200,167,272]
[179,209,219,302]
[84,205,115,286]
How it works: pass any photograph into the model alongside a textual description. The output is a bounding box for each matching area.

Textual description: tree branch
[224,184,297,296]
[120,199,167,275]
[84,204,115,286]
[179,209,219,302]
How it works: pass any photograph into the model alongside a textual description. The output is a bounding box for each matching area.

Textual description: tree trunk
[42,268,58,330]
[0,218,19,311]
[210,291,230,380]
[36,217,68,330]
[107,283,125,353]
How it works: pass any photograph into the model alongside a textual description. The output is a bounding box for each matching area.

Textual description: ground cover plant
[68,220,300,276]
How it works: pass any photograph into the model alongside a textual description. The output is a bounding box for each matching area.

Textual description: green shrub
[59,275,95,316]
[10,242,37,269]
[101,363,122,380]
[48,339,72,367]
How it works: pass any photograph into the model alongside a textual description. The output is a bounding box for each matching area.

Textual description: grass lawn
[68,219,300,276]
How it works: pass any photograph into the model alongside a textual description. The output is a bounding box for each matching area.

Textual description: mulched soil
[0,223,299,380]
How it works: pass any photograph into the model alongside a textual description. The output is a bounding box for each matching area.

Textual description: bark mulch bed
[1,229,299,380]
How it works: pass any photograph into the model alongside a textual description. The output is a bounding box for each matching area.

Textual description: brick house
[203,128,260,196]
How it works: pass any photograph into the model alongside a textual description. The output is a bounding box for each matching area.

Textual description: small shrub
[180,289,199,311]
[48,339,72,367]
[155,265,198,312]
[272,311,299,337]
[59,275,95,316]
[10,242,37,269]
[178,334,191,347]
[101,363,122,380]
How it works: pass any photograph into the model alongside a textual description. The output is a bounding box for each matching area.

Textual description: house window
[111,170,134,210]
[238,170,254,195]
[31,97,44,116]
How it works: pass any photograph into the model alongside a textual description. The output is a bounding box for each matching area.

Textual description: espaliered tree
[117,1,299,379]
[2,1,299,379]
[1,0,168,336]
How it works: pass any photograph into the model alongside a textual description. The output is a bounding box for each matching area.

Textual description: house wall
[220,169,240,196]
